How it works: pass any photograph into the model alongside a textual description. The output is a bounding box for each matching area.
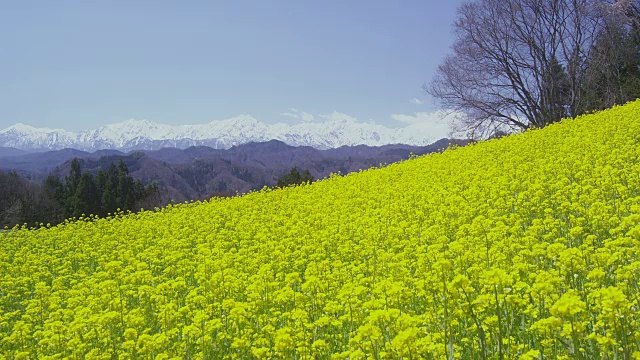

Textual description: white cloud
[391,112,428,124]
[410,98,425,105]
[391,111,465,139]
[300,112,314,122]
[391,111,464,125]
[281,108,315,122]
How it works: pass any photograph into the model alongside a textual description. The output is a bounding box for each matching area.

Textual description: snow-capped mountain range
[0,113,453,151]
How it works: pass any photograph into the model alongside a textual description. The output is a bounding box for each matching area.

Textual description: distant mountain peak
[7,122,34,130]
[2,123,48,133]
[106,119,153,128]
[0,116,449,152]
[227,114,258,122]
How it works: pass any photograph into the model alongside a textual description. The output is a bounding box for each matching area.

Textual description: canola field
[2,102,640,360]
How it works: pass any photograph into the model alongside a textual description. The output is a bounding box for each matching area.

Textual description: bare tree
[427,0,613,139]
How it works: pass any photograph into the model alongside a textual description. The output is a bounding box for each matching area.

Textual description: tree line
[0,162,316,229]
[276,167,313,188]
[0,158,159,229]
[428,0,640,138]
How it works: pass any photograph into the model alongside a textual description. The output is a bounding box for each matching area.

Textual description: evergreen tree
[44,174,65,223]
[301,169,313,183]
[44,175,64,207]
[97,167,118,216]
[116,159,135,210]
[64,159,82,216]
[72,173,100,218]
[0,158,160,228]
[277,167,313,187]
[579,3,640,112]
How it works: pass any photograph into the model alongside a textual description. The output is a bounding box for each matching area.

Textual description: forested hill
[1,138,468,203]
[0,138,468,228]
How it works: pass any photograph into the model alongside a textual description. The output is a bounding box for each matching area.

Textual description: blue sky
[0,1,464,131]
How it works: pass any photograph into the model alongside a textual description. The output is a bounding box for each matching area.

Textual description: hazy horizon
[1,1,464,134]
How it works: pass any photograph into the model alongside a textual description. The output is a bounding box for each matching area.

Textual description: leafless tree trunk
[426,0,620,139]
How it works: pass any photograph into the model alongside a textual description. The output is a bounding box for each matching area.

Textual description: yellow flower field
[2,101,640,359]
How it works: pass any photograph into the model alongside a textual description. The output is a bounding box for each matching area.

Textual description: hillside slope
[2,102,640,358]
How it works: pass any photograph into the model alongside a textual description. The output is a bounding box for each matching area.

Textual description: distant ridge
[0,138,469,203]
[0,146,30,158]
[0,113,454,151]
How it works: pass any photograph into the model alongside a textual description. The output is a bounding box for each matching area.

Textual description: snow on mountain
[0,123,76,150]
[0,115,453,152]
